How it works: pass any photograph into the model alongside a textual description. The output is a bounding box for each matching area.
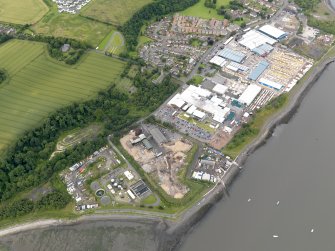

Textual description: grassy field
[181,0,230,19]
[81,0,153,25]
[32,6,111,46]
[97,31,125,55]
[0,40,126,151]
[0,0,49,24]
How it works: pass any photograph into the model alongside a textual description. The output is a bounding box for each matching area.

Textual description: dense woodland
[121,0,199,50]
[0,190,71,220]
[0,67,178,201]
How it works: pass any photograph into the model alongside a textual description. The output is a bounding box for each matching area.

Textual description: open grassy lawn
[0,0,49,24]
[98,31,125,55]
[180,0,230,19]
[81,0,153,25]
[0,39,126,151]
[32,8,111,46]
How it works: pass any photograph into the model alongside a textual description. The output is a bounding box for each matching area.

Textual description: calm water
[1,64,335,251]
[179,63,335,251]
[331,0,335,9]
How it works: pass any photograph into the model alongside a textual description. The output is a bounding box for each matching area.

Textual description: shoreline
[1,57,335,251]
[326,0,335,13]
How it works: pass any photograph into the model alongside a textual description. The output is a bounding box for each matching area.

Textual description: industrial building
[218,48,246,63]
[131,180,150,197]
[212,84,228,95]
[149,127,168,144]
[209,56,227,67]
[259,78,283,91]
[142,139,153,150]
[226,62,249,72]
[248,61,270,81]
[239,29,277,50]
[259,25,287,40]
[252,43,274,56]
[168,85,231,124]
[238,84,262,106]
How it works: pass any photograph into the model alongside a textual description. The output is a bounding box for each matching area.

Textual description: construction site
[120,124,194,199]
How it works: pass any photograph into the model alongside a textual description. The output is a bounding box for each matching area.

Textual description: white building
[259,25,287,40]
[239,29,277,50]
[238,84,262,106]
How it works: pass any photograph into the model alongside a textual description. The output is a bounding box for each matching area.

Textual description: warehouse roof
[239,30,277,50]
[193,109,206,119]
[248,60,269,81]
[142,139,153,150]
[168,93,185,108]
[252,43,274,56]
[212,84,228,95]
[218,48,246,63]
[227,62,249,72]
[259,25,287,40]
[238,84,262,106]
[149,128,168,144]
[209,55,227,67]
[259,78,283,90]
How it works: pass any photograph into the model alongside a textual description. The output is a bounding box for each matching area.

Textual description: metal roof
[259,78,283,90]
[238,84,262,106]
[149,128,167,144]
[239,30,277,50]
[259,25,287,39]
[142,139,153,150]
[252,43,274,56]
[227,62,249,72]
[218,48,246,63]
[248,60,269,81]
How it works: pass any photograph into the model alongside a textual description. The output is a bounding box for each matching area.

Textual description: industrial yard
[155,21,313,150]
[120,124,194,199]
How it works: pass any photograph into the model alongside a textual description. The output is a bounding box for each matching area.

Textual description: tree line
[0,69,178,202]
[120,0,199,50]
[0,33,90,65]
[0,190,71,220]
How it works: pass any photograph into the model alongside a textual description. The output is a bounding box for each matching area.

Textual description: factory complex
[159,24,313,149]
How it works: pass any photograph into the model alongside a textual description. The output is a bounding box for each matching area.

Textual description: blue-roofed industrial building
[252,44,274,56]
[218,48,246,63]
[248,60,269,81]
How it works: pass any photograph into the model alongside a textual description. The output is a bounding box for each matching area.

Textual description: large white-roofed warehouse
[258,25,287,40]
[238,84,262,106]
[238,29,277,50]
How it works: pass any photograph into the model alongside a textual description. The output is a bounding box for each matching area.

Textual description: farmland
[0,40,126,151]
[0,0,49,24]
[32,7,111,46]
[81,0,153,25]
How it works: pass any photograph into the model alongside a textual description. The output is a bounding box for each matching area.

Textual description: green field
[32,7,111,46]
[81,0,153,25]
[0,40,126,151]
[0,0,49,24]
[181,0,230,19]
[97,31,125,55]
